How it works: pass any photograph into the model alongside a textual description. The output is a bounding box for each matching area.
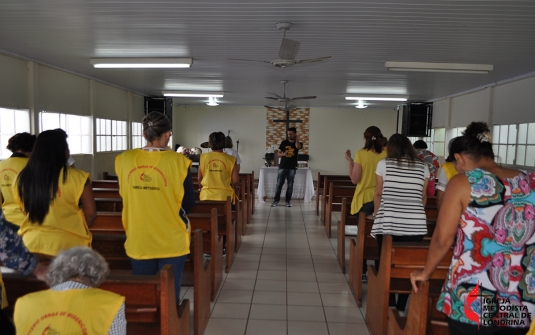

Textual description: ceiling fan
[264,80,316,111]
[230,22,331,68]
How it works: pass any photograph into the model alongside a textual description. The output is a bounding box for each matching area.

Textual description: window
[407,136,420,144]
[0,108,30,159]
[96,118,127,152]
[452,127,466,138]
[492,123,535,167]
[132,122,143,149]
[429,128,445,158]
[40,112,92,154]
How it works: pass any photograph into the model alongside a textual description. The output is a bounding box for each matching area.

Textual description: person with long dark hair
[15,129,96,257]
[411,122,535,334]
[372,133,429,312]
[344,126,387,281]
[0,132,36,229]
[115,112,195,302]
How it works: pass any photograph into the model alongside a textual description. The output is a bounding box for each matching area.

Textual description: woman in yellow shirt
[15,129,96,258]
[344,126,387,282]
[0,132,36,230]
[115,112,195,302]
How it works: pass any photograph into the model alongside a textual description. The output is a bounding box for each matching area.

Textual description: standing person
[0,132,36,229]
[271,127,302,207]
[344,126,387,281]
[223,136,241,175]
[14,130,97,258]
[14,247,126,335]
[199,132,239,202]
[410,122,535,335]
[372,133,429,312]
[435,138,460,210]
[115,112,195,302]
[413,140,440,197]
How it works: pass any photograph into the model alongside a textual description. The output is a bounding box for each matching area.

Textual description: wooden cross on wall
[273,110,302,140]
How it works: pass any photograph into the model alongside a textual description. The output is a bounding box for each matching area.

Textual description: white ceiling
[1,1,535,110]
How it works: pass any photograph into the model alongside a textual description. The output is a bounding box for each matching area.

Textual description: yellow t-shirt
[200,151,237,203]
[442,161,458,181]
[14,288,124,335]
[16,167,92,256]
[115,149,191,259]
[350,149,387,214]
[0,274,6,309]
[0,156,29,226]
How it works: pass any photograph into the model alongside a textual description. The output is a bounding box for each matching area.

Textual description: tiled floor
[181,199,370,335]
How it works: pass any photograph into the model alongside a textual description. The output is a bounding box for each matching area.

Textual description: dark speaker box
[398,103,432,137]
[144,97,173,125]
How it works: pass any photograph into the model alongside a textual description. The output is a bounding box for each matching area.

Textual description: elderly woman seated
[14,247,126,335]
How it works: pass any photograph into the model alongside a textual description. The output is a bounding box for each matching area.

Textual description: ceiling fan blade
[264,97,279,100]
[296,56,332,64]
[290,96,316,100]
[286,104,297,110]
[267,92,283,99]
[264,105,277,109]
[228,58,272,64]
[278,38,300,60]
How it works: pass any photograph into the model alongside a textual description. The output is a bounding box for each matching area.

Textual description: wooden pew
[93,187,120,198]
[188,209,224,301]
[365,235,452,335]
[3,264,191,335]
[91,210,223,302]
[345,211,438,307]
[92,212,123,235]
[190,197,236,272]
[387,281,449,335]
[319,175,351,221]
[315,172,322,215]
[95,197,123,212]
[90,229,211,335]
[237,176,249,237]
[239,172,254,227]
[324,182,355,237]
[347,212,379,307]
[92,179,119,189]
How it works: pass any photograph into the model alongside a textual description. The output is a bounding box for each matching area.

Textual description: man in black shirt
[271,127,302,207]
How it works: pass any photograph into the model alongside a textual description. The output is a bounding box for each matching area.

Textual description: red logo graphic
[464,282,480,329]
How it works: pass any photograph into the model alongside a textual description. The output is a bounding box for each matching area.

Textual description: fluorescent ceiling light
[355,100,367,109]
[90,58,192,68]
[345,95,408,101]
[163,91,224,98]
[206,97,219,106]
[385,61,493,74]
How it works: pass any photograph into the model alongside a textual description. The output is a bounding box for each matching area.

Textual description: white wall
[309,107,398,177]
[0,53,29,109]
[172,105,398,179]
[172,105,266,177]
[493,76,535,125]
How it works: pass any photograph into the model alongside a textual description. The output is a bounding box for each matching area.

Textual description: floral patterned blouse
[437,169,535,328]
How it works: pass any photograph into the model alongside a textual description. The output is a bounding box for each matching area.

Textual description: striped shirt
[371,158,429,237]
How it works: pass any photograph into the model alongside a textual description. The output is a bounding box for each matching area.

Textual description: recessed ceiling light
[384,61,493,74]
[206,97,219,106]
[163,91,224,98]
[355,100,368,109]
[345,95,408,101]
[90,58,193,68]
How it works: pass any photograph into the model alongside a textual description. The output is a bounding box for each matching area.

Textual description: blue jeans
[130,255,188,303]
[273,168,296,202]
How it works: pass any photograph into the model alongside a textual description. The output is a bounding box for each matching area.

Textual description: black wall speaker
[144,97,173,124]
[398,102,433,137]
